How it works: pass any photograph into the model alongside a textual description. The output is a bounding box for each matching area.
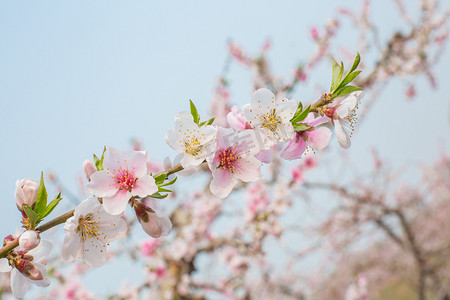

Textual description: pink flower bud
[15,259,44,281]
[82,159,97,181]
[15,179,39,210]
[19,230,41,251]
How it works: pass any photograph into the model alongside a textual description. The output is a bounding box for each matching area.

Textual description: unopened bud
[4,234,15,243]
[15,179,39,211]
[83,160,97,181]
[15,259,43,280]
[324,107,336,119]
[19,230,41,251]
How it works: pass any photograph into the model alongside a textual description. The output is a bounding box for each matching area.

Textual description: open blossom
[87,147,158,215]
[325,91,364,149]
[280,113,332,160]
[0,239,52,299]
[166,111,217,169]
[243,88,297,147]
[207,128,262,198]
[15,178,39,211]
[62,197,127,267]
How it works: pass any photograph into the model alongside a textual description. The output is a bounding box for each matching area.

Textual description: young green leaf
[38,193,63,220]
[189,100,200,124]
[290,104,311,124]
[160,176,177,187]
[34,172,48,215]
[158,187,172,193]
[337,71,361,91]
[93,147,106,171]
[149,192,168,199]
[332,85,362,99]
[293,123,311,132]
[349,52,361,73]
[291,102,303,122]
[93,154,101,170]
[23,205,38,227]
[154,173,167,185]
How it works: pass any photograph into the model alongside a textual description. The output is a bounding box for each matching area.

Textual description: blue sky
[0,0,449,296]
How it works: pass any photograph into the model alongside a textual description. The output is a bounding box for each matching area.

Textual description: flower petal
[102,190,131,215]
[308,115,330,127]
[132,175,158,198]
[102,147,121,172]
[227,106,247,130]
[280,136,307,160]
[255,149,273,163]
[0,258,12,272]
[276,98,298,122]
[61,230,82,263]
[125,150,148,178]
[11,269,30,299]
[308,127,332,150]
[140,213,172,238]
[33,263,50,287]
[82,238,108,268]
[166,129,184,152]
[336,91,363,119]
[210,168,235,198]
[335,120,351,149]
[251,88,277,110]
[180,153,203,169]
[74,197,102,216]
[87,171,117,197]
[234,157,262,182]
[98,217,128,243]
[28,240,53,263]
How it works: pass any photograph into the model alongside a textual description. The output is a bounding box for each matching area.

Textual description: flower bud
[15,259,43,281]
[15,179,39,211]
[83,159,97,181]
[19,230,41,252]
[133,200,171,238]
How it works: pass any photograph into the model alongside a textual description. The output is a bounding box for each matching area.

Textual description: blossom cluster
[167,87,363,199]
[0,53,363,299]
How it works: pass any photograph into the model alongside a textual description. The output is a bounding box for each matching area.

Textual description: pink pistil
[218,147,240,173]
[113,168,137,191]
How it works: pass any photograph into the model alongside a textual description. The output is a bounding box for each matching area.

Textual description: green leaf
[205,117,215,126]
[293,123,311,132]
[23,205,38,227]
[154,173,167,185]
[290,105,311,124]
[189,100,200,124]
[332,85,362,99]
[38,193,63,220]
[337,71,362,91]
[331,59,345,92]
[93,154,101,170]
[291,102,303,122]
[149,192,168,199]
[349,52,361,73]
[34,172,47,215]
[158,187,172,193]
[160,176,177,187]
[93,147,106,171]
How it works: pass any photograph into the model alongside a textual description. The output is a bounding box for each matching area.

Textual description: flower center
[184,138,204,156]
[113,167,137,191]
[218,146,240,173]
[77,213,100,239]
[260,109,282,133]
